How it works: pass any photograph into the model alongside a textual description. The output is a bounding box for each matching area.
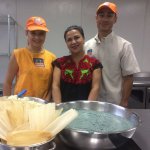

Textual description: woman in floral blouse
[52,25,103,104]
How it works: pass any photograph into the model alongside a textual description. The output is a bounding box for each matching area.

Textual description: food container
[0,97,56,150]
[56,101,142,150]
[0,138,55,150]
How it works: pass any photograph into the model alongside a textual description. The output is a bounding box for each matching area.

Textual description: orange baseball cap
[96,2,117,16]
[26,16,49,32]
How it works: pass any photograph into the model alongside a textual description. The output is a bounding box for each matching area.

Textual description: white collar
[94,31,114,43]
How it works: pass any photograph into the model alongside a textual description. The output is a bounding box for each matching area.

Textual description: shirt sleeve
[121,43,140,76]
[92,58,103,70]
[52,58,61,69]
[52,54,56,61]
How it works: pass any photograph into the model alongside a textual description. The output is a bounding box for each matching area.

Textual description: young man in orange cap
[84,2,140,107]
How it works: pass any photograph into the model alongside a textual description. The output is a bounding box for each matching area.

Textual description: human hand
[120,100,128,108]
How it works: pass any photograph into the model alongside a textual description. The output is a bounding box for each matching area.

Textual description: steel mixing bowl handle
[50,141,56,150]
[128,110,142,126]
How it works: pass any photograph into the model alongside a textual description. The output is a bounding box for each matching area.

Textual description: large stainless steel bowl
[0,97,55,150]
[0,138,56,150]
[56,101,142,150]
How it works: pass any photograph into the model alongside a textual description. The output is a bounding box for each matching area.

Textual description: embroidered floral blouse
[52,55,103,102]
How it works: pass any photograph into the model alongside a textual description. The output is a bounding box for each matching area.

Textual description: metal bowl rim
[0,136,55,148]
[56,100,142,134]
[61,126,137,135]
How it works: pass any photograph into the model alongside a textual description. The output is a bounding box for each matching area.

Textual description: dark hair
[97,11,116,17]
[64,25,84,41]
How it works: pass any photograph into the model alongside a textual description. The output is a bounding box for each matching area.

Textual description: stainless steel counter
[133,80,150,87]
[0,83,3,90]
[133,72,150,87]
[54,109,150,150]
[130,73,150,109]
[132,109,150,150]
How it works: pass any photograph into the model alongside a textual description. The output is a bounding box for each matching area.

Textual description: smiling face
[65,29,85,54]
[95,7,117,35]
[26,30,46,48]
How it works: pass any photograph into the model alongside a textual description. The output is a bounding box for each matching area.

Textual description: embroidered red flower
[73,71,82,80]
[65,64,75,70]
[78,80,82,84]
[88,78,92,82]
[68,78,72,83]
[72,79,75,84]
[83,80,86,84]
[90,67,94,71]
[81,63,91,70]
[87,57,96,64]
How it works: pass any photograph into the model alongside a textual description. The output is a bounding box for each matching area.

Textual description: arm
[45,73,53,102]
[120,75,133,107]
[3,52,18,96]
[52,66,62,104]
[88,68,101,101]
[45,55,57,102]
[45,85,52,103]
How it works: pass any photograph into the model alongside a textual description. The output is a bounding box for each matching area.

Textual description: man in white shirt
[84,2,140,107]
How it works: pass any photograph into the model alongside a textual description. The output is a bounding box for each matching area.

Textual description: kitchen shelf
[0,15,17,92]
[0,14,17,60]
[0,15,16,25]
[0,53,12,56]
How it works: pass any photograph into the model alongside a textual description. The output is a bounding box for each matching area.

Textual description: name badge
[33,58,45,68]
[87,49,92,55]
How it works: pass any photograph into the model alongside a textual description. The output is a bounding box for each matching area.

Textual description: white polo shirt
[84,31,140,105]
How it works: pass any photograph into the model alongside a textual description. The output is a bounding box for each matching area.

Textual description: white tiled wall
[0,0,150,83]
